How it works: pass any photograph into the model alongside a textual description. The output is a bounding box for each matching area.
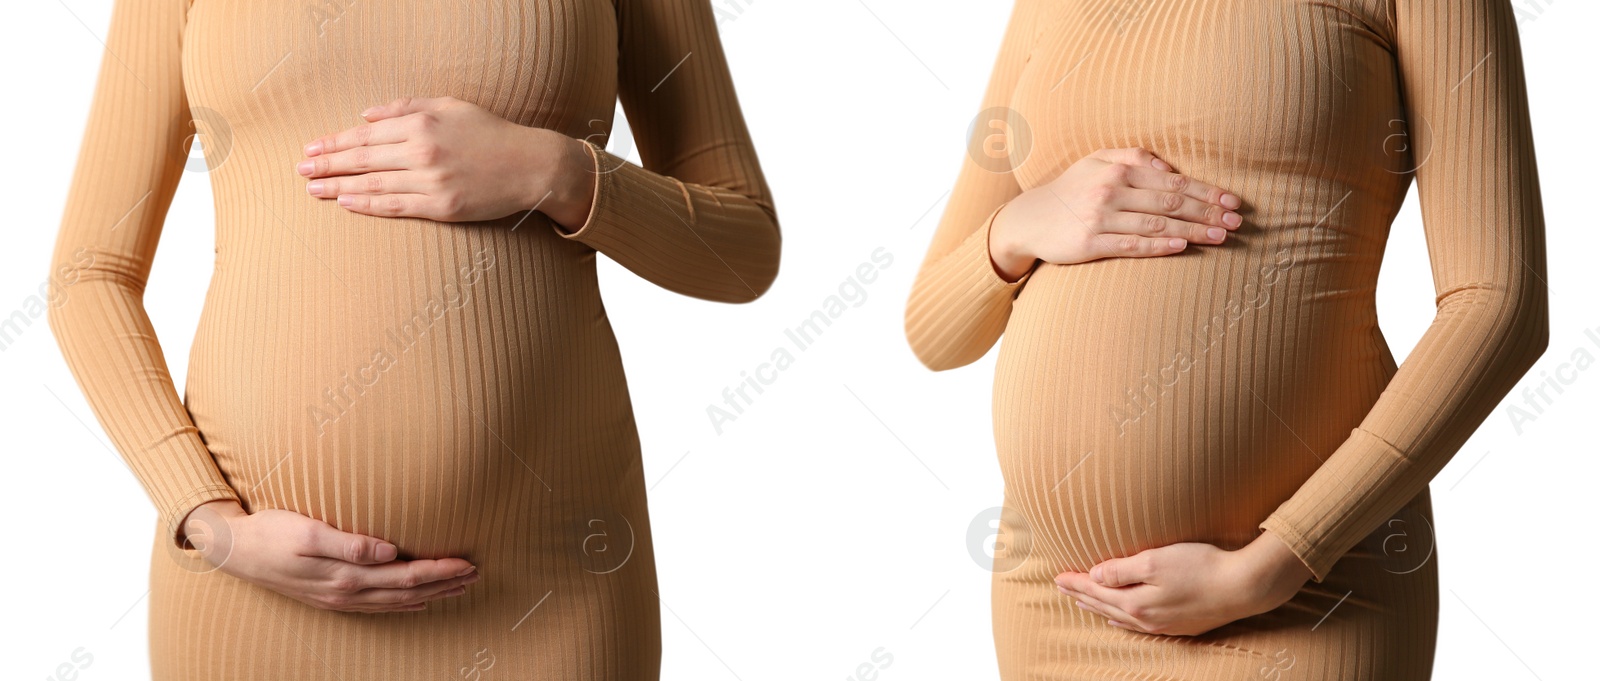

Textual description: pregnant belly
[991,251,1386,571]
[183,241,643,563]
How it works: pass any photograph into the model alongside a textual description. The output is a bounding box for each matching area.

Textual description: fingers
[355,558,478,590]
[1090,147,1173,172]
[1118,164,1241,210]
[1102,212,1227,246]
[306,170,427,199]
[335,193,440,219]
[1057,571,1139,607]
[1065,588,1148,631]
[308,558,478,613]
[1116,187,1242,229]
[303,118,409,158]
[340,569,483,612]
[298,143,414,178]
[359,96,454,122]
[1057,572,1158,631]
[300,522,399,565]
[1087,233,1189,260]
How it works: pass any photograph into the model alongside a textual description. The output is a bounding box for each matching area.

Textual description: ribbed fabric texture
[47,0,777,678]
[906,0,1546,678]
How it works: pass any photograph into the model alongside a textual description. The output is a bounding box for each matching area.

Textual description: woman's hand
[988,147,1244,281]
[297,96,596,228]
[181,500,480,613]
[1053,530,1314,636]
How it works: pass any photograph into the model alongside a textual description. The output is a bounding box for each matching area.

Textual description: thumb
[306,521,399,565]
[1091,556,1150,588]
[360,96,448,121]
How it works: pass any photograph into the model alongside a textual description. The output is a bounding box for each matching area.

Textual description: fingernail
[360,106,379,118]
[1057,585,1070,595]
[1152,158,1173,171]
[1090,566,1104,583]
[446,587,467,596]
[1221,193,1241,209]
[1223,212,1242,228]
[375,543,397,562]
[457,565,477,577]
[463,572,482,585]
[1168,238,1187,250]
[1206,227,1225,242]
[306,180,324,196]
[297,160,314,176]
[303,141,322,156]
[337,194,352,207]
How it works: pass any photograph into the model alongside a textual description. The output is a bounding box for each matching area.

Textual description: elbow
[1475,280,1550,381]
[44,277,75,346]
[909,343,966,373]
[904,302,976,373]
[1510,292,1550,376]
[719,218,781,304]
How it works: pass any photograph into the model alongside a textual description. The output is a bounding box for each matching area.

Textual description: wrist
[1236,531,1314,612]
[177,499,244,552]
[988,203,1034,282]
[526,129,597,231]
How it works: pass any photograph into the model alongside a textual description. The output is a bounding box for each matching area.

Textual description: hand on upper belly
[1053,530,1314,636]
[179,499,483,613]
[987,147,1244,280]
[297,96,595,227]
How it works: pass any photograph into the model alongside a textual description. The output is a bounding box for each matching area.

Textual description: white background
[2,0,1594,679]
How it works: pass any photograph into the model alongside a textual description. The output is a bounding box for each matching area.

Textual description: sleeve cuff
[969,202,1036,293]
[162,484,241,550]
[557,139,613,242]
[1259,513,1330,583]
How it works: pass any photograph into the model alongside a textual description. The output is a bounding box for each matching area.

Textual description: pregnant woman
[49,0,777,679]
[906,1,1546,678]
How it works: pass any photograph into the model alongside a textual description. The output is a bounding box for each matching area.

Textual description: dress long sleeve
[1259,0,1549,582]
[48,0,241,549]
[903,0,1045,371]
[559,0,781,304]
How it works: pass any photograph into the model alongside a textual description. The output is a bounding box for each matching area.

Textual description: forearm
[49,279,241,546]
[1261,287,1546,581]
[905,206,1032,371]
[551,139,781,303]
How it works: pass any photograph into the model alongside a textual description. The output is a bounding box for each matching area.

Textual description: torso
[152,3,660,678]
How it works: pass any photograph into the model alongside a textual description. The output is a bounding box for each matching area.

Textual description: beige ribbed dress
[906,1,1546,678]
[48,0,778,678]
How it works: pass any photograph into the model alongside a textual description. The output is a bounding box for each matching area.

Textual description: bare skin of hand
[179,499,480,613]
[988,147,1245,281]
[1053,530,1315,636]
[297,96,596,228]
